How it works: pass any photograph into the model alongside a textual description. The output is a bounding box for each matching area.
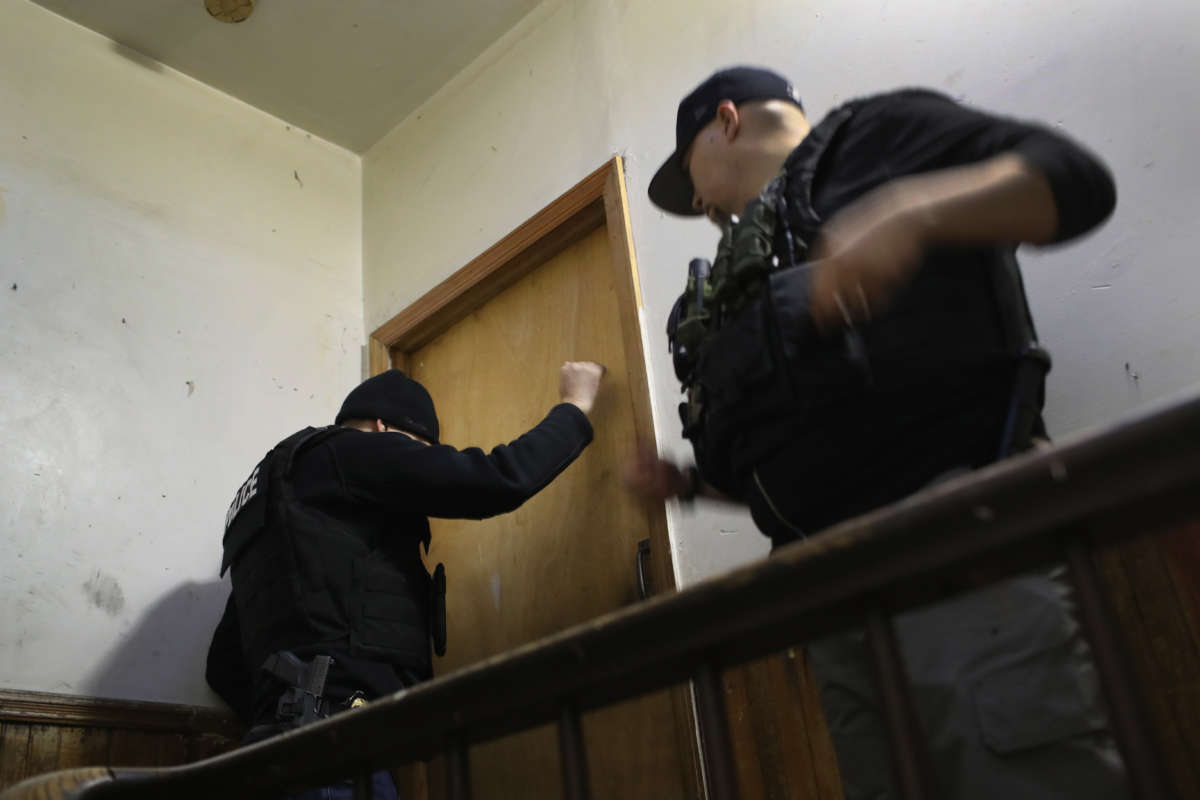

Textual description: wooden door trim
[368,157,703,799]
[369,168,608,358]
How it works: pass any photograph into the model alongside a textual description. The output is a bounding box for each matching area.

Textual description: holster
[261,651,332,728]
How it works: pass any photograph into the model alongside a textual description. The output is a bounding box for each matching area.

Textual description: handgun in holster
[261,651,333,727]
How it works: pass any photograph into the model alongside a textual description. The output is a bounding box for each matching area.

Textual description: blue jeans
[289,770,398,800]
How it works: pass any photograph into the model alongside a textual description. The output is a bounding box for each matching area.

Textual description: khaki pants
[808,567,1129,800]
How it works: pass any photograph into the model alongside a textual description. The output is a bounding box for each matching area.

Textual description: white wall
[363,0,1200,586]
[0,1,363,706]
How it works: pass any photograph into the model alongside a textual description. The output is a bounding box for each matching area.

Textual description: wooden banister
[6,393,1200,799]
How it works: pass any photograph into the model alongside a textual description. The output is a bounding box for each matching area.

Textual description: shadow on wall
[79,578,232,711]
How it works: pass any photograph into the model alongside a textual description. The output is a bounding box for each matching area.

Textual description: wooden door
[374,161,700,799]
[408,226,691,798]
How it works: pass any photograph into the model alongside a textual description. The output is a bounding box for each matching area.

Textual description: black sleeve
[870,89,1117,243]
[332,403,594,519]
[205,593,253,725]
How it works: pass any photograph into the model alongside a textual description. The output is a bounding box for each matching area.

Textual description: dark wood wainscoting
[0,690,241,791]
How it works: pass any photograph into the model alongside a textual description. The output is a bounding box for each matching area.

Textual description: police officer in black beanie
[207,360,604,799]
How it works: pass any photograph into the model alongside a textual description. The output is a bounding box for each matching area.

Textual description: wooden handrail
[6,392,1200,799]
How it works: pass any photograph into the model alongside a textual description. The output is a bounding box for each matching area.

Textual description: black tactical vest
[220,427,438,679]
[670,100,1048,516]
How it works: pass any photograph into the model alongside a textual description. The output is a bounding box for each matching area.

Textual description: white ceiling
[31,0,542,153]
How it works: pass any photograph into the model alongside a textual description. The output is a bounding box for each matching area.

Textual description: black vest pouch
[290,508,362,642]
[694,289,778,488]
[352,555,432,669]
[430,563,447,657]
[697,264,870,484]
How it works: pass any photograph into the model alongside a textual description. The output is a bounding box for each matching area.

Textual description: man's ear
[374,418,387,433]
[715,100,740,142]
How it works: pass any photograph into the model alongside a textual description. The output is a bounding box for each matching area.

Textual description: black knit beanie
[335,369,439,444]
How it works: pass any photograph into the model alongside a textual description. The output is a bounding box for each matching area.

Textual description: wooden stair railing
[5,393,1200,800]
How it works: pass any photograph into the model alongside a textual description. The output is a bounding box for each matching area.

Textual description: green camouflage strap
[672,173,788,435]
[711,174,784,315]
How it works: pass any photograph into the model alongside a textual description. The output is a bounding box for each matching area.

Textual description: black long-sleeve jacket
[206,403,592,723]
[724,89,1116,543]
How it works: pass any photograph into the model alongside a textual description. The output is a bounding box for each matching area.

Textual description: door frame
[367,156,703,799]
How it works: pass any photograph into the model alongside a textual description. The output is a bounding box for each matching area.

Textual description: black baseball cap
[648,66,804,217]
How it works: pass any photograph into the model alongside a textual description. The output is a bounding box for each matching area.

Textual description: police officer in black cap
[626,67,1125,799]
[207,360,604,799]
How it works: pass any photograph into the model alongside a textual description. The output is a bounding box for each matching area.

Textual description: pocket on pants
[972,641,1107,755]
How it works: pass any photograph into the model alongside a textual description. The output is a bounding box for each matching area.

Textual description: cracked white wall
[4,0,1199,712]
[0,1,363,706]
